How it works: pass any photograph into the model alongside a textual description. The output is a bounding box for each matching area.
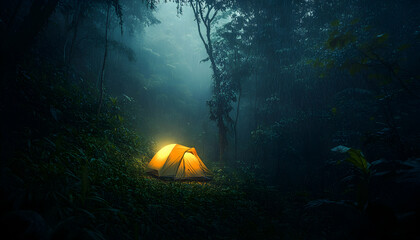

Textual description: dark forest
[0,0,419,239]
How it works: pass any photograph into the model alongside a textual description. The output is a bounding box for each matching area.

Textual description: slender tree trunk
[218,123,224,162]
[190,0,226,162]
[97,3,110,114]
[208,35,226,162]
[211,57,227,162]
[234,87,242,162]
[253,74,259,162]
[254,74,258,129]
[66,0,83,66]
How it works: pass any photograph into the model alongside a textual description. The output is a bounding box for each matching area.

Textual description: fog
[139,3,214,152]
[1,0,419,239]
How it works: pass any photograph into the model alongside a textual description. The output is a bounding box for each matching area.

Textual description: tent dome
[146,144,211,180]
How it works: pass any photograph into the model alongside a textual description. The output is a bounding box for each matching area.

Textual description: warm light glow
[155,140,178,152]
[147,144,176,171]
[146,144,210,180]
[182,152,204,177]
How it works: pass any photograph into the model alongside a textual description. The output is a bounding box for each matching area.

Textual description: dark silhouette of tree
[214,13,253,162]
[97,0,123,114]
[189,0,231,162]
[0,0,60,165]
[62,0,89,65]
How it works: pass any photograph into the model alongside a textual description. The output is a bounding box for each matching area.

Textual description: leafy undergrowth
[0,62,301,240]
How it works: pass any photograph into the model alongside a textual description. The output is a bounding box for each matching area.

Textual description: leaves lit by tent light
[331,145,370,174]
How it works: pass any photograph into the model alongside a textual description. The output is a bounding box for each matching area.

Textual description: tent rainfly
[146,144,211,180]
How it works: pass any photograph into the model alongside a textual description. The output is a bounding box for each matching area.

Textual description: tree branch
[190,0,209,53]
[198,2,208,29]
[210,9,219,23]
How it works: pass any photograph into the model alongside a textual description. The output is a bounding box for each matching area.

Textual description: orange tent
[146,144,211,180]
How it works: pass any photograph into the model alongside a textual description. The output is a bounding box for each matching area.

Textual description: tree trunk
[218,120,226,162]
[253,74,259,162]
[234,87,242,162]
[189,0,226,162]
[66,0,84,66]
[97,3,110,115]
[254,74,258,129]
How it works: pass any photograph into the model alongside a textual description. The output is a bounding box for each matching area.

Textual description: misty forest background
[0,0,419,239]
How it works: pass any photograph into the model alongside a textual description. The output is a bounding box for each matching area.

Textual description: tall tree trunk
[234,87,242,162]
[254,74,258,129]
[253,74,259,162]
[190,0,226,161]
[66,0,84,66]
[211,57,227,162]
[97,3,110,114]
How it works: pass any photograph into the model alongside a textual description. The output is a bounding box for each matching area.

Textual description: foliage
[0,61,304,239]
[332,146,370,175]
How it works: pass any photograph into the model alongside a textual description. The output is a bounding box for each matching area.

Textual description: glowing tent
[146,144,211,180]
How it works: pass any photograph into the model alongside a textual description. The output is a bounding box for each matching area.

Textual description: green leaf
[109,96,118,105]
[331,107,337,116]
[81,164,90,204]
[345,149,370,174]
